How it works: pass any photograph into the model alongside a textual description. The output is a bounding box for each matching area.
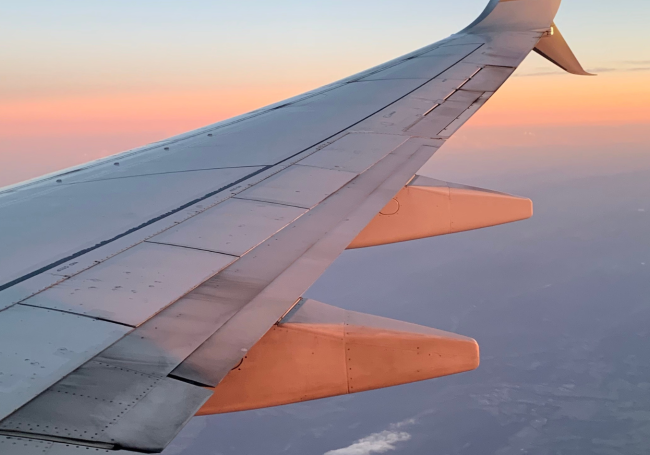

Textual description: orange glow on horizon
[1,67,648,188]
[2,70,648,141]
[471,71,650,127]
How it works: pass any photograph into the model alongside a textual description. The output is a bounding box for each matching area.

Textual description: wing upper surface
[0,0,567,452]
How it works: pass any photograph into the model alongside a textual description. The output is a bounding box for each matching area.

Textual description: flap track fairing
[197,299,478,415]
[348,175,532,249]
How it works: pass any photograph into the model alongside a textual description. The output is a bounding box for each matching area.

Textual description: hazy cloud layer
[323,418,417,455]
[323,430,411,455]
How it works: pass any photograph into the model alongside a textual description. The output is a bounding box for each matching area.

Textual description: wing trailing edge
[197,299,478,415]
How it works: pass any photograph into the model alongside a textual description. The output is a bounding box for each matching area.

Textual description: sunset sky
[1,0,648,186]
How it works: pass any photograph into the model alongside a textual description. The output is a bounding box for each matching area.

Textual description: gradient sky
[1,0,649,186]
[2,1,650,454]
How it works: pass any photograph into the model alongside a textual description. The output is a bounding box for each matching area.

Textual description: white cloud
[323,430,411,455]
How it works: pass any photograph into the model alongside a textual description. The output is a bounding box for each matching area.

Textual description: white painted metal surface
[0,167,259,289]
[359,46,478,81]
[406,91,484,138]
[23,242,235,326]
[436,62,484,84]
[0,435,138,455]
[461,65,516,92]
[1,361,211,452]
[94,285,244,376]
[418,43,484,59]
[150,198,307,256]
[439,92,493,137]
[236,165,357,209]
[298,133,408,173]
[0,305,129,420]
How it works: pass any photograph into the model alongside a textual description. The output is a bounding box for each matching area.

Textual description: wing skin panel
[461,65,516,92]
[417,43,484,59]
[296,133,408,174]
[150,198,307,257]
[439,92,493,138]
[22,242,235,327]
[0,167,260,291]
[462,31,541,67]
[0,361,211,452]
[0,305,129,421]
[358,45,480,81]
[0,435,139,455]
[235,165,357,209]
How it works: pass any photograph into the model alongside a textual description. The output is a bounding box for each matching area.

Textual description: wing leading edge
[0,0,591,453]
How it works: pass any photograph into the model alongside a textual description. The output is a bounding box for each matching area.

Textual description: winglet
[534,22,595,75]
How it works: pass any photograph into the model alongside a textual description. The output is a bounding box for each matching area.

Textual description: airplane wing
[0,0,590,453]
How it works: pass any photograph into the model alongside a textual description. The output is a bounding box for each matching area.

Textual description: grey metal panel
[172,138,443,387]
[406,79,461,103]
[439,92,493,138]
[0,272,67,312]
[406,97,480,138]
[462,32,541,66]
[0,361,211,453]
[461,65,516,92]
[359,44,480,81]
[417,43,484,59]
[298,133,408,174]
[350,69,483,136]
[445,89,484,105]
[236,165,357,209]
[23,242,235,326]
[94,283,244,376]
[149,198,307,257]
[0,167,259,289]
[0,435,139,455]
[351,95,441,135]
[0,305,129,421]
[436,62,484,83]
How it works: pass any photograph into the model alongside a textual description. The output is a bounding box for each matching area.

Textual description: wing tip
[534,22,593,76]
